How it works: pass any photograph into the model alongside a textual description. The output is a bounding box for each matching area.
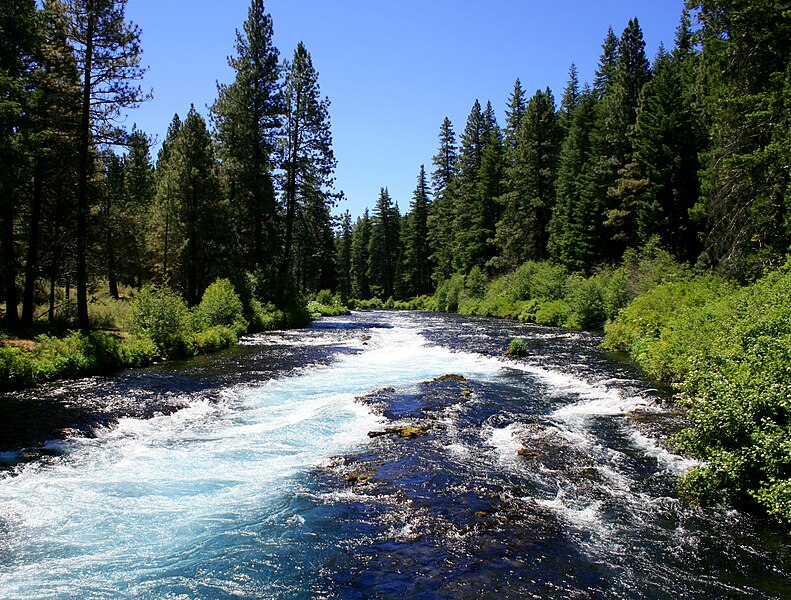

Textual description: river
[0,311,788,598]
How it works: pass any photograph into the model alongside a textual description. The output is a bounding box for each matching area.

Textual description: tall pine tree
[280,42,336,292]
[211,0,281,274]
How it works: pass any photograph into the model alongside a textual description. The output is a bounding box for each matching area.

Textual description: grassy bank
[0,278,312,392]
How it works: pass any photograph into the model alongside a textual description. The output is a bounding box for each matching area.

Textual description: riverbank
[0,279,324,392]
[3,311,786,598]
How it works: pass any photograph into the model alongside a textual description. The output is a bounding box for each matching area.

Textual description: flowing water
[0,311,788,599]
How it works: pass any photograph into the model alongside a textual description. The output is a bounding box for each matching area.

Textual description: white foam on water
[627,428,701,475]
[0,315,507,599]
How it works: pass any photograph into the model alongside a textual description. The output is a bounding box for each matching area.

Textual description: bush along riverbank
[0,278,313,392]
[603,265,791,526]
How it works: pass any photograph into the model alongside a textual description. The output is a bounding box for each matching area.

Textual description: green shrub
[192,325,238,354]
[118,335,158,367]
[506,338,529,357]
[434,272,466,312]
[129,285,192,356]
[672,270,791,522]
[194,278,248,336]
[535,300,571,327]
[315,289,334,306]
[565,275,606,330]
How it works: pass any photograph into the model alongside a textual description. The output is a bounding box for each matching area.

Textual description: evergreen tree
[335,210,352,301]
[495,88,561,270]
[632,46,701,261]
[211,0,281,274]
[350,209,371,299]
[280,42,336,291]
[368,187,401,299]
[593,18,651,258]
[593,26,619,100]
[148,113,182,282]
[25,2,82,322]
[427,117,457,283]
[453,100,504,273]
[559,63,580,131]
[503,78,526,160]
[402,166,432,296]
[158,106,225,305]
[548,87,600,272]
[0,0,38,322]
[691,0,791,277]
[63,0,150,329]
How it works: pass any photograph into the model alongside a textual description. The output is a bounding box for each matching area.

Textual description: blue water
[0,312,788,599]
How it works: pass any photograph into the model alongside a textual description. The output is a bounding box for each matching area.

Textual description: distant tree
[63,0,150,329]
[495,87,561,270]
[453,100,504,273]
[351,209,371,299]
[158,106,225,306]
[548,87,600,272]
[211,0,281,274]
[148,113,181,281]
[559,63,580,131]
[594,18,652,258]
[593,26,619,100]
[402,165,432,296]
[280,42,336,291]
[335,210,352,301]
[503,78,527,160]
[427,117,457,283]
[632,46,701,260]
[368,187,401,299]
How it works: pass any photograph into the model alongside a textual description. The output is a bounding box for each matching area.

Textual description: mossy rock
[368,425,430,439]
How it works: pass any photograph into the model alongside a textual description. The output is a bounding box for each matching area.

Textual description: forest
[1,1,791,523]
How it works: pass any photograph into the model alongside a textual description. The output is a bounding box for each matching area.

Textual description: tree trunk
[280,89,301,289]
[76,13,95,331]
[22,157,44,322]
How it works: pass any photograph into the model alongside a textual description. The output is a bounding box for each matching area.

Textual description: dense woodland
[2,0,790,324]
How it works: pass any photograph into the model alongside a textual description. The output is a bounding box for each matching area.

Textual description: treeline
[1,0,338,331]
[341,2,791,301]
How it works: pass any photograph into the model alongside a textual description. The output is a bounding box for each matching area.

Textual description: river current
[0,311,788,598]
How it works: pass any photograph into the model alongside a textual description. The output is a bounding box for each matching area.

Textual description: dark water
[0,311,788,598]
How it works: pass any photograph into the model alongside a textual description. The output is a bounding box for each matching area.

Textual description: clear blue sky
[123,0,685,220]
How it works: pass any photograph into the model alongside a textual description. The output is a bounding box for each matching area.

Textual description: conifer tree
[427,117,458,283]
[211,0,281,274]
[559,63,580,131]
[280,42,336,291]
[0,0,38,322]
[495,88,561,270]
[148,113,181,281]
[632,46,701,260]
[335,210,352,301]
[691,0,791,276]
[63,0,150,329]
[593,18,651,258]
[368,187,401,299]
[504,78,526,160]
[453,100,504,273]
[402,166,432,296]
[548,87,600,271]
[350,209,371,299]
[158,106,225,305]
[593,27,619,100]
